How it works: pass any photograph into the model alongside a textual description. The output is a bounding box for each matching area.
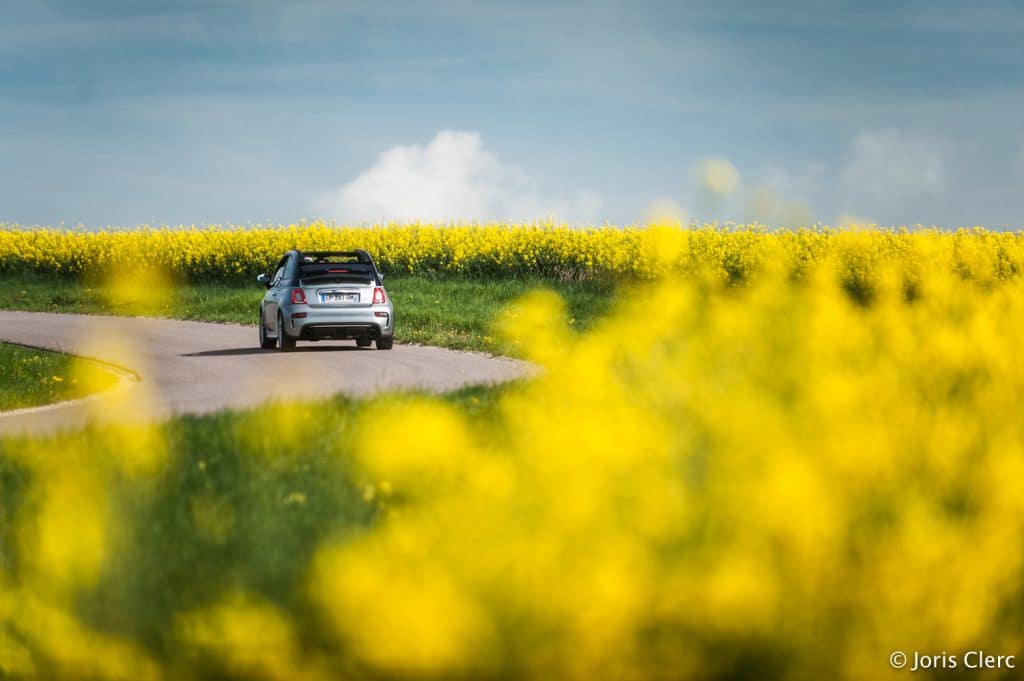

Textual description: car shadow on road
[182,345,371,357]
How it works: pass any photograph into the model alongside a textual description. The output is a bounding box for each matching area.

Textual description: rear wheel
[376,335,393,350]
[356,336,372,348]
[277,312,296,351]
[258,310,276,349]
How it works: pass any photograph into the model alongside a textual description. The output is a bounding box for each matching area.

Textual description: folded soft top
[297,250,380,284]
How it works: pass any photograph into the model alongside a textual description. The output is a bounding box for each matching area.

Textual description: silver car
[257,249,394,351]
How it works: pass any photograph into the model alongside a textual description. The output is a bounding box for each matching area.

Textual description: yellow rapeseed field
[3,224,1024,680]
[1,222,1022,286]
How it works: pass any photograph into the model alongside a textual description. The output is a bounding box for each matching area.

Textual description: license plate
[319,291,359,303]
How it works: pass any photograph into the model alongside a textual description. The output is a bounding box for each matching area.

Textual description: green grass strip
[0,341,120,411]
[0,273,618,353]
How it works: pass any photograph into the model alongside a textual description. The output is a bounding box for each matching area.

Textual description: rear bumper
[297,322,387,341]
[283,306,393,340]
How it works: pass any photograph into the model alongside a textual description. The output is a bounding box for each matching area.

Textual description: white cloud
[839,129,946,209]
[315,130,602,224]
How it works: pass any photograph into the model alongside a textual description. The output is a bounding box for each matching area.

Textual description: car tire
[277,312,296,351]
[376,335,394,350]
[259,310,276,349]
[356,336,372,348]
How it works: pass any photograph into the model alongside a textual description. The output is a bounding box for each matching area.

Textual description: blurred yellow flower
[3,223,1024,680]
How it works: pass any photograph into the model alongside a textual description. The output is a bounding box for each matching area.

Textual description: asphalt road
[0,311,531,437]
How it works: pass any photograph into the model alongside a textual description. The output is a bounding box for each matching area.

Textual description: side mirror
[378,273,386,283]
[256,273,271,288]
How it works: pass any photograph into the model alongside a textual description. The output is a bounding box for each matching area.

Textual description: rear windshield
[299,254,376,284]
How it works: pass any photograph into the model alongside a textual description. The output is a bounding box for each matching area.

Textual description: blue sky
[1,0,1022,227]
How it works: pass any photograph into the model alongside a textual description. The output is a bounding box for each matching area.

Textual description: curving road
[0,311,532,437]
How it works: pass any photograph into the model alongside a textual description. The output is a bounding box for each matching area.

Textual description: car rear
[280,252,394,349]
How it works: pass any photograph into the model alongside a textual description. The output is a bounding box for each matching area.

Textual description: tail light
[372,287,387,304]
[290,288,307,305]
